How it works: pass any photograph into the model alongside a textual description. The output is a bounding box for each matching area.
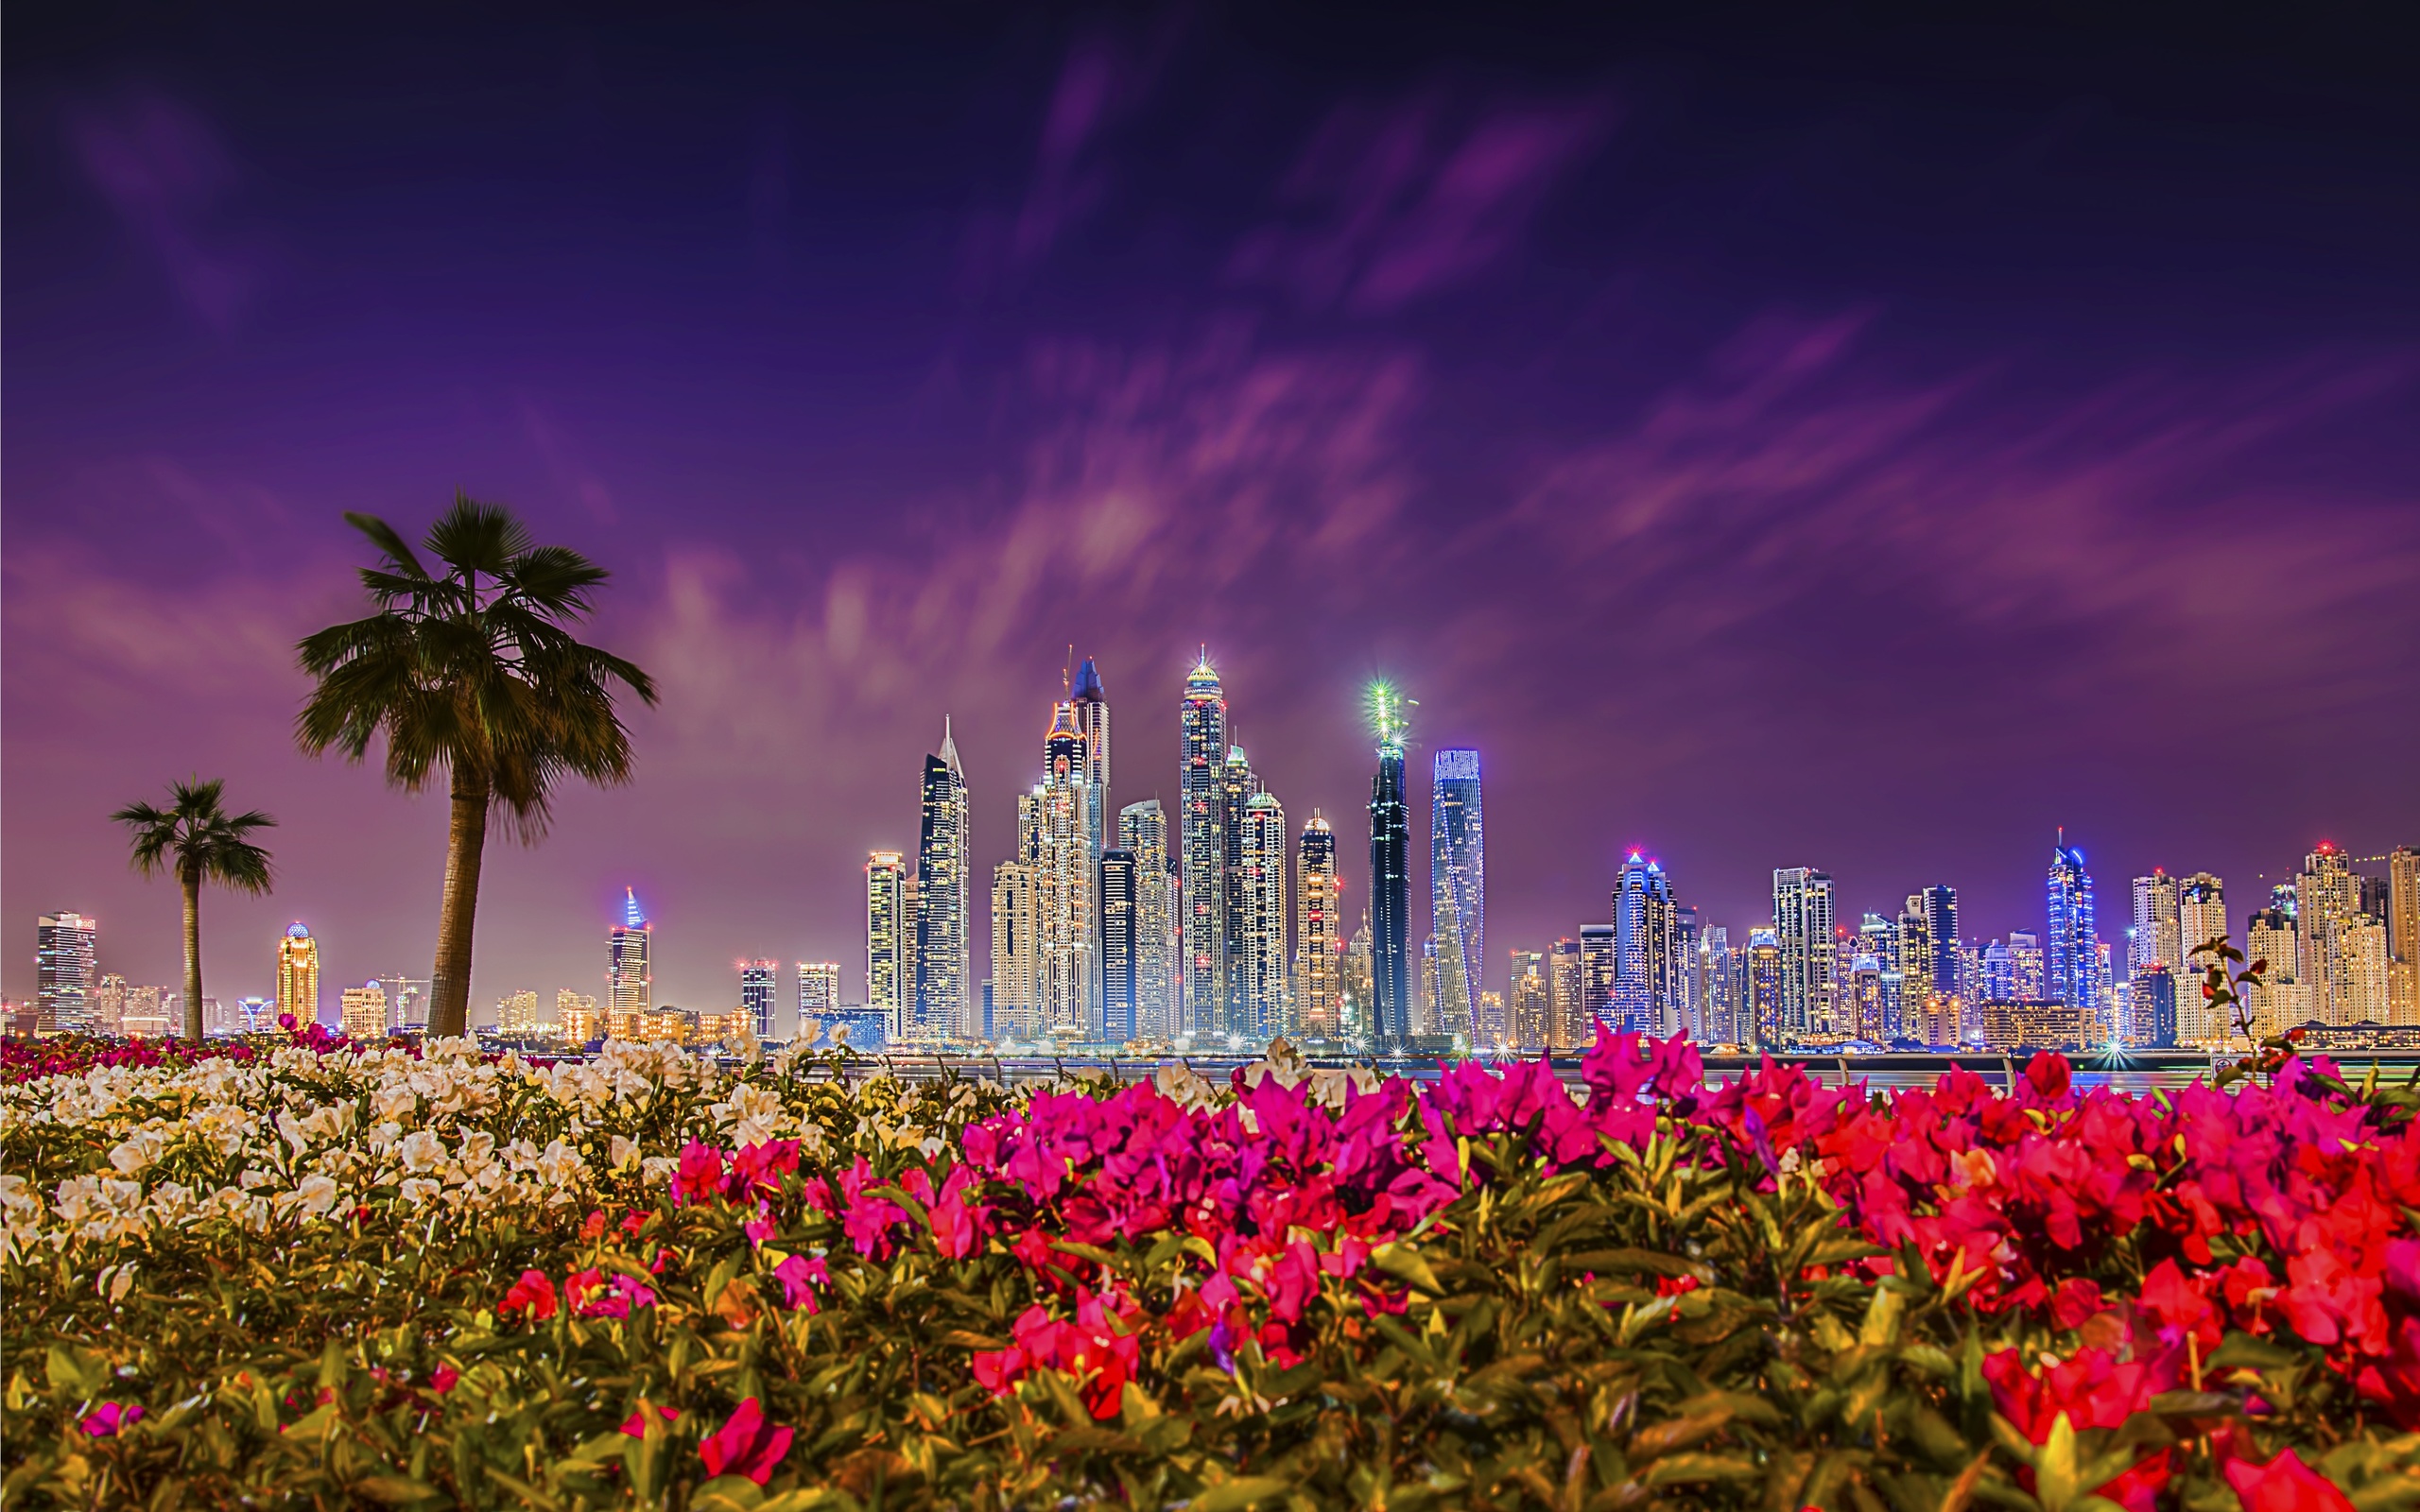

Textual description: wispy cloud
[1229,94,1614,313]
[62,91,267,332]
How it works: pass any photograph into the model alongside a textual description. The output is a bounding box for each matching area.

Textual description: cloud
[62,91,266,331]
[1228,94,1614,313]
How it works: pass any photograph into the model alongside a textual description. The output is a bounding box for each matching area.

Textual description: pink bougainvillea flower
[1983,1347,2172,1512]
[773,1252,829,1312]
[429,1364,460,1394]
[79,1402,144,1437]
[620,1402,679,1437]
[2222,1447,2357,1512]
[671,1142,727,1206]
[499,1268,558,1321]
[700,1398,793,1486]
[565,1267,654,1319]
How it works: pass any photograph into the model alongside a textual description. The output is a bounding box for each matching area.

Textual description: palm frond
[344,512,431,581]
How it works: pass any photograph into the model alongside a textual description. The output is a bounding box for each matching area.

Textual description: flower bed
[3,1031,2415,1511]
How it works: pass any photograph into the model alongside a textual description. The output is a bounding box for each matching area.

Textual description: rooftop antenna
[1063,644,1074,696]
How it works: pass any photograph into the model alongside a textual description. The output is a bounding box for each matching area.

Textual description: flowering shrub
[3,1030,2414,1510]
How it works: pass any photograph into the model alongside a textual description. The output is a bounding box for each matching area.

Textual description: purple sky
[7,8,2416,1018]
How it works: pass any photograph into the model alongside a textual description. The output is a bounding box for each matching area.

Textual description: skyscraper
[1507,949,1549,1049]
[739,960,777,1039]
[913,724,973,1040]
[1099,849,1138,1043]
[797,961,840,1038]
[2046,839,2102,1023]
[1771,868,1835,1042]
[1179,655,1228,1040]
[2295,844,2362,1026]
[1218,745,1262,1038]
[1547,938,1583,1048]
[1920,886,1960,995]
[36,911,97,1036]
[864,854,905,1029]
[2009,931,2047,1000]
[2130,869,2182,980]
[277,921,321,1028]
[341,982,389,1040]
[1119,800,1178,1041]
[1614,852,1676,1036]
[990,861,1038,1041]
[1579,923,1616,1036]
[1072,657,1112,876]
[1036,701,1096,1039]
[1296,811,1342,1038]
[385,975,431,1035]
[1236,791,1289,1041]
[1701,925,1740,1044]
[1672,904,1703,1040]
[1746,928,1784,1047]
[2391,847,2419,1025]
[1428,748,1484,1043]
[2176,873,2227,1040]
[1367,683,1415,1040]
[1895,897,1931,1041]
[2243,905,2299,1037]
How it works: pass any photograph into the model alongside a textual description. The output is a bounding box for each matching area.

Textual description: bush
[3,1031,2415,1510]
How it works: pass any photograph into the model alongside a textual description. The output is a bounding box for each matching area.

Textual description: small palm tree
[111,778,276,1043]
[296,493,657,1038]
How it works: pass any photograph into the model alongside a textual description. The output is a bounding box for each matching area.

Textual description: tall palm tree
[112,778,276,1043]
[296,493,657,1039]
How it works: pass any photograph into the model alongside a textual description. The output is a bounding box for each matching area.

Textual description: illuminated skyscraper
[864,855,905,1026]
[2008,931,2046,1000]
[36,911,97,1035]
[1919,886,1959,994]
[1428,749,1484,1043]
[1672,904,1703,1039]
[2046,839,2102,1022]
[1072,657,1112,875]
[1237,791,1289,1040]
[1895,897,1931,1040]
[1218,745,1262,1037]
[1507,949,1549,1048]
[277,921,321,1028]
[1119,800,1178,1040]
[2243,905,2298,1037]
[2392,848,2419,1025]
[740,960,777,1039]
[1100,849,1138,1043]
[385,975,431,1035]
[2129,870,2182,1038]
[2344,918,2392,1024]
[1746,928,1784,1047]
[1579,923,1616,1035]
[1547,937,1583,1047]
[2296,844,2362,1025]
[1771,868,1834,1042]
[1036,701,1096,1039]
[2176,873,2227,1040]
[1701,925,1740,1044]
[913,723,973,1040]
[2129,968,2177,1048]
[990,862,1038,1040]
[1367,683,1414,1040]
[1614,852,1676,1036]
[1179,655,1228,1040]
[1295,812,1342,1038]
[341,982,389,1040]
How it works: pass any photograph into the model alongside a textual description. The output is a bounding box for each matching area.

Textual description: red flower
[671,1143,727,1206]
[499,1269,558,1321]
[1982,1348,2172,1512]
[772,1252,828,1312]
[620,1402,678,1437]
[2222,1448,2355,1512]
[700,1398,793,1486]
[428,1365,460,1395]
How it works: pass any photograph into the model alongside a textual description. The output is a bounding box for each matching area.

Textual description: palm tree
[296,493,657,1039]
[112,779,276,1043]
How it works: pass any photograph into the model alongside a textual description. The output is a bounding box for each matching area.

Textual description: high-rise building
[913,724,973,1040]
[557,989,600,1044]
[2295,844,2363,1026]
[608,890,652,1029]
[990,861,1038,1041]
[1420,936,1440,1035]
[1578,924,1616,1037]
[1236,792,1289,1040]
[2392,848,2419,1025]
[1895,897,1931,1041]
[1036,701,1097,1039]
[94,974,129,1036]
[495,988,539,1034]
[1919,886,1959,995]
[739,961,777,1040]
[1072,657,1112,861]
[1295,812,1342,1039]
[1700,925,1740,1044]
[277,922,321,1028]
[1346,923,1375,1039]
[796,962,840,1040]
[385,975,431,1034]
[1614,853,1676,1036]
[2343,919,2392,1025]
[2047,840,2101,1022]
[2241,905,2297,1039]
[1179,655,1229,1040]
[2130,870,2182,975]
[1672,904,1703,1040]
[37,913,98,1035]
[1771,868,1835,1043]
[2175,873,2227,1040]
[1428,749,1484,1043]
[1119,800,1179,1040]
[1099,850,1138,1043]
[342,982,390,1040]
[1218,745,1262,1037]
[1367,683,1415,1041]
[1547,938,1583,1048]
[117,985,175,1040]
[1507,949,1549,1049]
[1845,952,1889,1043]
[2009,931,2046,1000]
[1746,928,1784,1048]
[2128,968,2177,1048]
[864,853,905,1029]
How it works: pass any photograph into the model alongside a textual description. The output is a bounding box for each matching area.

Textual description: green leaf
[352,1475,443,1505]
[1370,1243,1445,1296]
[1190,1475,1295,1511]
[691,1475,769,1511]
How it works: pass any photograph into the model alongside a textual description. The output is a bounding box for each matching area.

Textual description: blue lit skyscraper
[1428,748,1484,1043]
[913,721,972,1039]
[2047,836,2102,1022]
[739,961,776,1039]
[1367,683,1414,1040]
[1178,654,1228,1040]
[1920,885,1960,995]
[1099,849,1137,1042]
[1614,852,1676,1036]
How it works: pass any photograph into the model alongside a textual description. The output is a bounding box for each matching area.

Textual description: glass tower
[1366,685,1414,1040]
[278,920,322,1029]
[36,911,98,1036]
[1920,885,1960,995]
[739,960,776,1040]
[1237,791,1289,1040]
[864,855,905,1026]
[1613,852,1675,1036]
[1037,702,1096,1039]
[1179,655,1228,1041]
[1099,849,1137,1043]
[1428,748,1484,1043]
[1119,799,1177,1041]
[1771,868,1835,1042]
[1295,811,1342,1038]
[2046,839,2101,1024]
[913,722,972,1040]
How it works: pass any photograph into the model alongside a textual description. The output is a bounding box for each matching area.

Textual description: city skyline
[7,10,2418,1013]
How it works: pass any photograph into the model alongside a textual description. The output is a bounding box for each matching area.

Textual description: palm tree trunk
[182,868,205,1044]
[429,777,491,1039]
